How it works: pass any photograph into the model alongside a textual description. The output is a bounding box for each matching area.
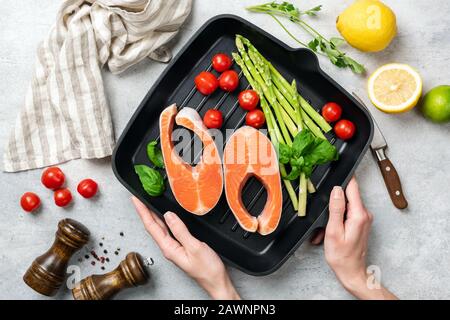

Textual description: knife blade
[352,93,408,209]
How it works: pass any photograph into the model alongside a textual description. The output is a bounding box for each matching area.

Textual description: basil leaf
[282,165,301,181]
[147,141,164,169]
[302,163,314,178]
[304,139,339,166]
[290,156,304,167]
[278,143,292,164]
[134,165,165,197]
[292,129,315,157]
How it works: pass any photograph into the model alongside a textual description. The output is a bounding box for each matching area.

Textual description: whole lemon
[336,0,397,52]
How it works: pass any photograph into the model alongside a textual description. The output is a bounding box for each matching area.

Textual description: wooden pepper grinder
[72,252,150,300]
[23,218,90,296]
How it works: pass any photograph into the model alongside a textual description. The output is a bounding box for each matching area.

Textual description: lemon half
[368,64,422,113]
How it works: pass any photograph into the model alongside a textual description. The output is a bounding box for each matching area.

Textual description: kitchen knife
[352,93,408,209]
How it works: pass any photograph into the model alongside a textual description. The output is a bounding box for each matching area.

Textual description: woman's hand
[325,178,373,292]
[312,177,397,300]
[132,197,240,300]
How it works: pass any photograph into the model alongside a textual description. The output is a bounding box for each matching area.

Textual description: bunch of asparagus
[232,35,332,216]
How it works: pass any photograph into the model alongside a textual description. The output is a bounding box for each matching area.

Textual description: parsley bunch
[247,1,366,74]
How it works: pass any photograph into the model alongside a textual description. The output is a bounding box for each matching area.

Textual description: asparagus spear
[299,96,332,134]
[307,179,316,193]
[291,80,303,131]
[298,172,307,216]
[279,107,298,137]
[291,81,308,215]
[301,109,326,139]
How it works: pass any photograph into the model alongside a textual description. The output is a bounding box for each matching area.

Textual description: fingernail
[332,186,344,200]
[164,211,176,223]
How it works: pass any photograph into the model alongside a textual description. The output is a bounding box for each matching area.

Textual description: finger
[132,197,180,251]
[164,211,202,250]
[131,196,168,232]
[149,208,169,231]
[345,177,366,219]
[326,186,346,239]
[132,196,167,238]
[346,208,373,243]
[346,215,372,243]
[310,228,325,245]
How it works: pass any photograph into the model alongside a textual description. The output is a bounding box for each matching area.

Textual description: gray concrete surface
[1,0,449,300]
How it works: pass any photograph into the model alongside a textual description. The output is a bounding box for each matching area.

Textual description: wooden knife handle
[377,158,408,209]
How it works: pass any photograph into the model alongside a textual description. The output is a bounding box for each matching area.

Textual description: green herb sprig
[135,140,166,197]
[246,1,365,74]
[147,141,165,169]
[278,128,339,181]
[134,164,165,196]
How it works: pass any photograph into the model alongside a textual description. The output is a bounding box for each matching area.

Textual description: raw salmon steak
[159,105,223,215]
[223,126,282,235]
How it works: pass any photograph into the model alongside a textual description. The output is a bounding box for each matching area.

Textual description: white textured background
[0,0,449,299]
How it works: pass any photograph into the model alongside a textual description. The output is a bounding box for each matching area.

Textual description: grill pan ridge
[112,14,374,275]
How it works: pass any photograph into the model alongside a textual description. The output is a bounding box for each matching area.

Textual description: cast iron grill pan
[112,15,374,276]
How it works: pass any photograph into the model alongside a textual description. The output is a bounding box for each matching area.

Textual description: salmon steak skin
[223,126,282,235]
[159,104,223,215]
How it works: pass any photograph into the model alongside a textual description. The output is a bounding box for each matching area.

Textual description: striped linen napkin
[3,0,192,172]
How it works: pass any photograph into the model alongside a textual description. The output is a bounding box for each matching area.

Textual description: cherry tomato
[54,188,73,207]
[195,71,219,95]
[334,119,356,140]
[212,53,232,73]
[20,192,41,212]
[203,109,223,129]
[238,90,260,111]
[322,102,343,123]
[41,167,65,190]
[77,179,98,198]
[219,70,239,92]
[245,109,266,128]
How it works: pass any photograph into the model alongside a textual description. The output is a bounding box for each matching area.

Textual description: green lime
[421,85,450,123]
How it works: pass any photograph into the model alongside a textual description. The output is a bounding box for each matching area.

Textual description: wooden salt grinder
[23,218,90,296]
[72,252,150,300]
